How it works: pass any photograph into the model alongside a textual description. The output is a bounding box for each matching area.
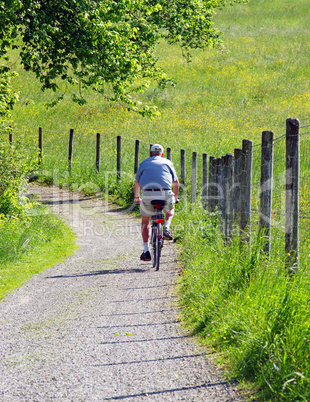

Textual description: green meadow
[3,0,310,399]
[9,0,310,157]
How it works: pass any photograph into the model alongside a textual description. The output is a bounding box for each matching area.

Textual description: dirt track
[0,185,242,401]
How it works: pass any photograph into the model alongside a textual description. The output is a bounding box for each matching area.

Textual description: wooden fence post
[117,135,121,180]
[68,129,74,171]
[180,149,185,186]
[134,140,139,174]
[259,131,274,255]
[233,148,242,226]
[96,133,100,173]
[240,139,253,247]
[285,118,300,270]
[225,153,234,240]
[218,156,225,231]
[167,147,171,161]
[214,158,221,212]
[208,156,216,212]
[38,127,43,165]
[191,152,197,204]
[202,153,208,209]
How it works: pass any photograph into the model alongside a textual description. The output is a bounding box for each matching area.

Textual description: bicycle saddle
[151,199,167,210]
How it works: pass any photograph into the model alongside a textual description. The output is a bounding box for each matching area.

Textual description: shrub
[0,141,37,217]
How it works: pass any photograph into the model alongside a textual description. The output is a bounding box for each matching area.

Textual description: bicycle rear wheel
[155,222,162,271]
[152,224,161,271]
[153,235,161,271]
[152,226,157,268]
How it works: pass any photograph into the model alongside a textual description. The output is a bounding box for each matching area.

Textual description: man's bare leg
[165,208,174,228]
[141,215,151,243]
[164,208,174,240]
[141,215,151,260]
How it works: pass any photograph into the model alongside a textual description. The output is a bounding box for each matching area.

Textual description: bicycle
[150,199,166,271]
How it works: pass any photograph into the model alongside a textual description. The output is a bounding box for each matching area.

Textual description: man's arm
[134,180,141,203]
[172,180,179,202]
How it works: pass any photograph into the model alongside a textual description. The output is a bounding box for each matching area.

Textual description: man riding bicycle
[134,144,179,261]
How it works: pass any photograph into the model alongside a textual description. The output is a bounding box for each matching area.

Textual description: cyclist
[134,144,179,261]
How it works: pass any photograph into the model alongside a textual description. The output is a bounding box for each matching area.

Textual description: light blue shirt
[135,156,178,190]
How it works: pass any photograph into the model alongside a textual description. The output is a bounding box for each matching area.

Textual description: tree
[0,0,246,118]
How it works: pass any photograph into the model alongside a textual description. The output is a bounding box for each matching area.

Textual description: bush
[0,141,37,217]
[0,65,19,132]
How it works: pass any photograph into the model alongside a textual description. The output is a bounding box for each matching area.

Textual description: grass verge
[173,204,310,400]
[0,206,76,301]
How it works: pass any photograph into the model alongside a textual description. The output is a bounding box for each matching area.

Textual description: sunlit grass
[7,1,310,159]
[174,205,310,400]
[0,208,76,300]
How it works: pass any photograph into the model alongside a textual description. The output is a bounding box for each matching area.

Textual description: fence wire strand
[5,118,310,266]
[238,123,309,264]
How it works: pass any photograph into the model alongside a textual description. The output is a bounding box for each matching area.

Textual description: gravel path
[0,185,242,401]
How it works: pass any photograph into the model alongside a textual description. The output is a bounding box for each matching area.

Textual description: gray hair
[150,150,163,157]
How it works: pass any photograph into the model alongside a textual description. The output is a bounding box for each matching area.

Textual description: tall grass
[0,206,76,300]
[174,205,310,400]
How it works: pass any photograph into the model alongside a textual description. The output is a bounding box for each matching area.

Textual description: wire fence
[4,118,309,269]
[230,118,308,269]
[299,125,310,266]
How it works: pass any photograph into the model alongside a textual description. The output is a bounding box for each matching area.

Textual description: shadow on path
[99,335,189,345]
[93,353,202,367]
[45,267,147,279]
[103,382,234,400]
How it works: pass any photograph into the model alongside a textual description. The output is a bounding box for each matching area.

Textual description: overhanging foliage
[0,0,246,118]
